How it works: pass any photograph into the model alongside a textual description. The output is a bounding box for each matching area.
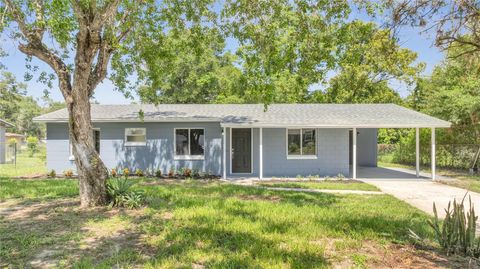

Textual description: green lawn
[0,147,47,178]
[256,180,380,191]
[1,177,467,268]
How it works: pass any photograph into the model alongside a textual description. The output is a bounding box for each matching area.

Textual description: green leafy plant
[63,169,74,178]
[26,136,39,157]
[168,168,175,178]
[48,169,56,178]
[123,168,130,179]
[180,167,192,178]
[155,169,162,178]
[106,178,144,209]
[135,169,144,177]
[427,195,480,258]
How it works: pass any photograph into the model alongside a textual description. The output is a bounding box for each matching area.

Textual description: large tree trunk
[68,88,108,207]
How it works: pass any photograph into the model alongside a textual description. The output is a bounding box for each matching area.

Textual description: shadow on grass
[0,179,470,268]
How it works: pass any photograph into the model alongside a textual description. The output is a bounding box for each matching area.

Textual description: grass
[1,177,466,268]
[256,180,380,191]
[0,147,47,178]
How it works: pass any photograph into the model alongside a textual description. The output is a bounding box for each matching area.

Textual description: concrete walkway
[360,167,480,218]
[262,187,383,195]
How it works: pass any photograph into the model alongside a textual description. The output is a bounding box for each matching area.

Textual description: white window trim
[174,128,205,160]
[69,128,101,160]
[286,128,318,159]
[125,128,147,146]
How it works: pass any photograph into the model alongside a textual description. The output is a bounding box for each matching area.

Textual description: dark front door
[232,128,252,173]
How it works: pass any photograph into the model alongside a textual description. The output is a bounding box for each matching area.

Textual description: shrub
[63,169,74,178]
[26,136,39,157]
[181,168,192,178]
[106,178,144,209]
[155,169,162,177]
[414,195,480,258]
[168,168,175,178]
[48,169,56,178]
[135,169,144,177]
[123,168,130,178]
[7,138,16,146]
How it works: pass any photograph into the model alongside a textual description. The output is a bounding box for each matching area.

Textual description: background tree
[385,0,480,57]
[138,29,245,104]
[320,21,422,104]
[0,71,44,136]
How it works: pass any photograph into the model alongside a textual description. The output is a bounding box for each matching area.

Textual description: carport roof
[33,104,451,128]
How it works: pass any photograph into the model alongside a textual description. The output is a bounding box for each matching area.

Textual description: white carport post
[431,127,436,180]
[416,127,420,178]
[352,127,357,179]
[223,127,227,180]
[259,127,263,180]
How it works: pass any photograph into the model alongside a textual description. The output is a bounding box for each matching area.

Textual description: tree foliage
[321,21,422,104]
[385,0,480,57]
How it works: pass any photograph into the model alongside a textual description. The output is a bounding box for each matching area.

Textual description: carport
[351,124,451,180]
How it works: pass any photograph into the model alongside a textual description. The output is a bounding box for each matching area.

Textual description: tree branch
[5,0,72,100]
[18,42,72,101]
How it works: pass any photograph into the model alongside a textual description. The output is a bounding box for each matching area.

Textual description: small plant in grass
[106,178,144,209]
[123,168,130,178]
[337,173,345,180]
[135,168,144,177]
[180,167,192,178]
[26,136,39,157]
[48,169,56,178]
[411,194,480,258]
[168,167,175,178]
[63,169,74,178]
[192,169,200,178]
[155,169,162,177]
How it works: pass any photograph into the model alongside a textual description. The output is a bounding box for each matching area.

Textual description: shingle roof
[33,104,451,128]
[0,119,13,128]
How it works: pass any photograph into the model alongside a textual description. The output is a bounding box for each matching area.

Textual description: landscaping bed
[256,179,380,192]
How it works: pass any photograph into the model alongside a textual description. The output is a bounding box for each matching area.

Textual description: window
[287,128,316,158]
[125,128,146,146]
[93,129,100,153]
[175,128,205,159]
[69,129,100,160]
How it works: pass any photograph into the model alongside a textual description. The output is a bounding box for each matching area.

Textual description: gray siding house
[0,119,14,164]
[34,104,450,179]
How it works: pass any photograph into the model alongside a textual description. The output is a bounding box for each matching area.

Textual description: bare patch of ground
[237,194,282,202]
[0,199,154,267]
[321,239,478,269]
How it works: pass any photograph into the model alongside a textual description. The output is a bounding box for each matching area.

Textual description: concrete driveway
[359,167,480,219]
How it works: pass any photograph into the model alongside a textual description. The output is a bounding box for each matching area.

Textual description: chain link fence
[378,143,480,172]
[0,142,17,165]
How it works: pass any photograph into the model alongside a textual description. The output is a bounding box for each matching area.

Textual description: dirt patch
[322,239,478,269]
[0,198,153,267]
[237,194,282,202]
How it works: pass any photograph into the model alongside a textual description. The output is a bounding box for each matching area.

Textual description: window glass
[302,129,316,155]
[190,129,205,155]
[175,129,189,155]
[287,129,301,155]
[93,130,100,153]
[125,128,146,146]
